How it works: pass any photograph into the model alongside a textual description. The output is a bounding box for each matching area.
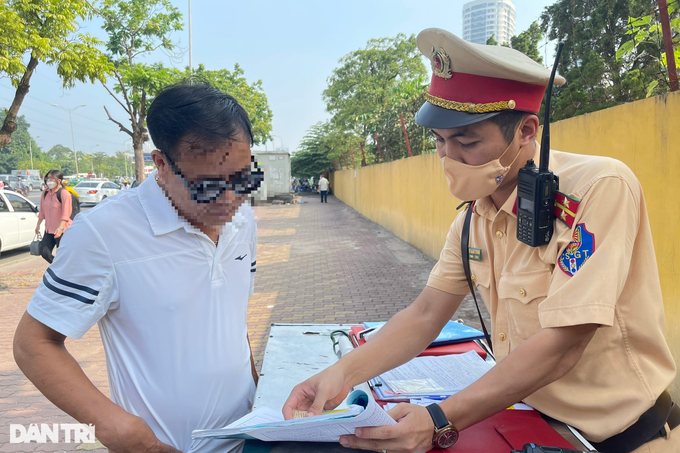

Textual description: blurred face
[153,132,255,227]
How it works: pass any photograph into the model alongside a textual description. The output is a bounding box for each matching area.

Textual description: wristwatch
[57,226,64,230]
[425,403,459,449]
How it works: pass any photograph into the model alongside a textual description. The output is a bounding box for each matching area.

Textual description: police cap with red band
[415,28,566,129]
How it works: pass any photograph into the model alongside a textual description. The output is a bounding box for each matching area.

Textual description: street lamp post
[90,144,99,176]
[52,104,86,175]
[29,135,39,170]
[188,0,193,73]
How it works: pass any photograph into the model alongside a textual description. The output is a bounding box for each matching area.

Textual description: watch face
[436,428,459,449]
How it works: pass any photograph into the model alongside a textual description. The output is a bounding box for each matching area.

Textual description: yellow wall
[332,91,680,397]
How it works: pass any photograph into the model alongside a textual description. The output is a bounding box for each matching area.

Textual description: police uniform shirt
[27,171,257,453]
[427,147,676,442]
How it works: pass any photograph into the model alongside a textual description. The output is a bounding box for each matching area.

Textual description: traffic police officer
[284,28,678,452]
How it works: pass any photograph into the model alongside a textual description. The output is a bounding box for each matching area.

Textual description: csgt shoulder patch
[558,223,595,277]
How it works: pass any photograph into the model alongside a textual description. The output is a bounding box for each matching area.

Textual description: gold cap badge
[431,47,452,80]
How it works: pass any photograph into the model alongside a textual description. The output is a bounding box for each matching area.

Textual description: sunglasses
[162,152,265,203]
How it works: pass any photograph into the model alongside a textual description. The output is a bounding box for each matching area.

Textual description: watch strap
[425,403,449,430]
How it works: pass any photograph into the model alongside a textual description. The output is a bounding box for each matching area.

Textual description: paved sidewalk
[0,192,489,451]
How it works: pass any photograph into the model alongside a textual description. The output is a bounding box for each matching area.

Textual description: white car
[0,189,43,256]
[74,181,120,205]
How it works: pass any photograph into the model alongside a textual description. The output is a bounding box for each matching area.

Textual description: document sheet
[192,389,395,442]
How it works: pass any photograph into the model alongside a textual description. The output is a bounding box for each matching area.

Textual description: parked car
[0,189,43,256]
[25,175,45,191]
[73,181,120,205]
[0,174,20,189]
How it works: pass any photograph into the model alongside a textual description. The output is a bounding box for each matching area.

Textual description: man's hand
[35,228,40,236]
[282,366,351,419]
[54,228,63,239]
[339,404,434,453]
[103,415,182,453]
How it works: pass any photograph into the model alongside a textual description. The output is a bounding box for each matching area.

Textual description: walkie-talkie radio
[516,42,564,247]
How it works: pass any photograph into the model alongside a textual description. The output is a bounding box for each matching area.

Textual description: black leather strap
[426,403,449,430]
[591,391,679,453]
[461,202,493,353]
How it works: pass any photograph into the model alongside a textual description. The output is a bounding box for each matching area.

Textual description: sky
[0,0,557,158]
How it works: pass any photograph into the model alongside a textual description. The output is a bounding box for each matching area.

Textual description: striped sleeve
[249,213,257,297]
[27,215,118,339]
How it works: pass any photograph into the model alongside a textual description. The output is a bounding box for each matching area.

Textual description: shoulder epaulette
[554,191,580,227]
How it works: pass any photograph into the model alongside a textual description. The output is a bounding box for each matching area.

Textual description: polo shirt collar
[137,170,247,237]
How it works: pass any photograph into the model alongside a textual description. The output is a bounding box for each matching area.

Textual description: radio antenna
[539,42,564,174]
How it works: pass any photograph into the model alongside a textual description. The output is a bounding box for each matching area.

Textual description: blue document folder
[363,320,485,347]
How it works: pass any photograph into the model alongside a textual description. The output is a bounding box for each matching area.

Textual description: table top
[244,323,591,453]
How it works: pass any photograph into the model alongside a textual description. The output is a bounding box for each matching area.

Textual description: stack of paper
[192,390,395,442]
[371,350,493,401]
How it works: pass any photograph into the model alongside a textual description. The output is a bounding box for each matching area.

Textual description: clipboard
[349,326,487,359]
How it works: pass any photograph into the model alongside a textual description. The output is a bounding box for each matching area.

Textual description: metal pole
[374,132,383,160]
[188,0,193,73]
[29,140,33,170]
[400,114,413,157]
[68,109,79,175]
[658,0,679,92]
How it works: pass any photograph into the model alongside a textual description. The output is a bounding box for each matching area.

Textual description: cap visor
[415,101,501,129]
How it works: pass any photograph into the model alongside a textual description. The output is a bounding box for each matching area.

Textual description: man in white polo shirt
[14,84,265,453]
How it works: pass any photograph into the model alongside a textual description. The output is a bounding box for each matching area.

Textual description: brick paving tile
[0,193,489,451]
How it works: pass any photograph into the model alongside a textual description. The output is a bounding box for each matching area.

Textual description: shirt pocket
[469,262,492,303]
[498,268,552,343]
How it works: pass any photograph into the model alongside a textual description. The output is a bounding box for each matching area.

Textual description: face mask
[46,181,57,189]
[441,128,523,201]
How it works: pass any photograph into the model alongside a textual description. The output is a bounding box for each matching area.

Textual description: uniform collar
[137,170,247,237]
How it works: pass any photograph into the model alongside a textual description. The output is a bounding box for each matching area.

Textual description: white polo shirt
[27,172,257,453]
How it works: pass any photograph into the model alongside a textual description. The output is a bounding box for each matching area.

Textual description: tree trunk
[133,132,146,183]
[0,55,39,148]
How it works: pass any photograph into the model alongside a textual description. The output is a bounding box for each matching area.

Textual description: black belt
[591,391,680,453]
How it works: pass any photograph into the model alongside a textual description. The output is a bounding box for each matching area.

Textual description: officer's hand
[339,403,434,453]
[282,366,351,419]
[104,415,182,453]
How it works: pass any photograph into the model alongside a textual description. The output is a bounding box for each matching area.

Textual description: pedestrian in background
[318,174,329,203]
[35,170,72,264]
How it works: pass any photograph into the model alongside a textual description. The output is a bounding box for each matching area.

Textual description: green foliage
[16,159,57,177]
[97,0,183,181]
[99,0,182,60]
[541,0,661,121]
[486,34,499,46]
[47,144,75,162]
[616,3,680,98]
[0,0,112,88]
[511,21,544,64]
[191,64,273,145]
[291,121,353,177]
[296,33,433,169]
[0,114,46,173]
[323,34,427,138]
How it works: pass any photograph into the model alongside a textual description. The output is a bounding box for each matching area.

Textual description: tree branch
[100,81,131,116]
[103,105,134,137]
[112,68,137,125]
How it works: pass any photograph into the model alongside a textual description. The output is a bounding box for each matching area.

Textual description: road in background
[0,190,91,266]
